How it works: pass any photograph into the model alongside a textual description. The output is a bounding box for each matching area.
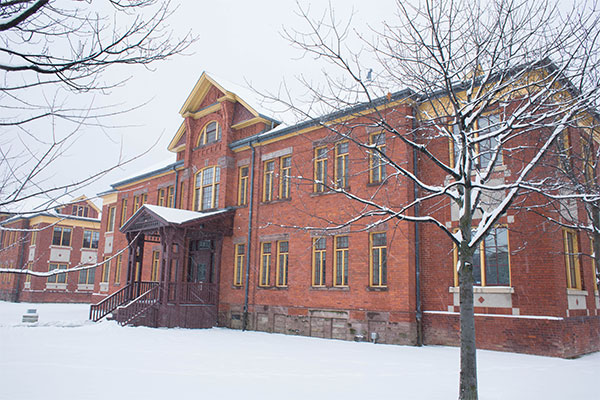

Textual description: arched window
[197,121,221,146]
[194,166,220,210]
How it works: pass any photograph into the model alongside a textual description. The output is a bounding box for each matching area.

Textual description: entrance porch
[90,205,234,328]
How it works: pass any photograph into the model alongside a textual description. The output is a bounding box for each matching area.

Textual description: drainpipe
[412,108,423,346]
[242,142,256,331]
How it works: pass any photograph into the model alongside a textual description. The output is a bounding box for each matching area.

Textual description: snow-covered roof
[143,204,230,225]
[110,159,182,189]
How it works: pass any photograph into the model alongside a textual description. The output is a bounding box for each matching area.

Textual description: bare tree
[0,0,195,213]
[267,0,600,398]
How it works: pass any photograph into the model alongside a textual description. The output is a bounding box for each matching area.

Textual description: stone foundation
[219,304,418,345]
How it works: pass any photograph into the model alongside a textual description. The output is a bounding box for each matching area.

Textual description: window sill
[260,198,292,205]
[449,286,514,294]
[77,284,94,291]
[310,286,349,291]
[366,181,385,187]
[567,288,588,296]
[193,141,222,151]
[367,286,388,291]
[50,245,72,250]
[46,283,67,290]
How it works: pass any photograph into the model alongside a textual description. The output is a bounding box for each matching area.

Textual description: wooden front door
[188,239,213,283]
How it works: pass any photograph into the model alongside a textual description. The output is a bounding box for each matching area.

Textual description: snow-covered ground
[0,302,597,400]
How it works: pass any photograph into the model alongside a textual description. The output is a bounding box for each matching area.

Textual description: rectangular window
[82,230,99,249]
[260,242,271,286]
[107,206,116,232]
[276,241,289,287]
[151,251,160,281]
[238,166,249,206]
[194,166,220,211]
[167,186,175,208]
[477,114,502,168]
[263,160,275,202]
[280,156,291,199]
[369,132,386,183]
[334,235,349,286]
[335,141,349,188]
[179,182,185,209]
[454,226,511,287]
[72,205,89,217]
[157,188,166,206]
[120,199,128,226]
[314,146,328,192]
[370,232,387,287]
[30,228,37,246]
[78,266,94,285]
[48,264,67,284]
[234,243,245,287]
[52,227,71,247]
[312,237,326,287]
[564,229,582,289]
[101,257,110,283]
[133,195,140,213]
[114,254,122,284]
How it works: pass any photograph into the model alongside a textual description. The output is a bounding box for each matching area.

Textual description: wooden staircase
[89,281,159,325]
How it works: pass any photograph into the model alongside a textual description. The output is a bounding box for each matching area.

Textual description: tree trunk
[592,206,600,291]
[458,246,478,399]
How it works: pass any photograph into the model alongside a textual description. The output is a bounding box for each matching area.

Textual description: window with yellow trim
[263,160,275,202]
[314,146,328,192]
[194,166,220,211]
[450,114,502,169]
[120,199,128,227]
[334,235,349,286]
[234,243,245,287]
[167,186,175,208]
[370,232,387,287]
[238,166,249,206]
[101,257,110,283]
[151,251,160,281]
[276,241,289,287]
[312,237,326,287]
[179,182,185,209]
[259,242,271,287]
[335,141,349,188]
[48,263,67,284]
[564,229,582,289]
[52,227,71,247]
[107,206,116,232]
[197,121,221,146]
[25,262,32,283]
[30,227,37,246]
[280,156,292,199]
[83,230,99,249]
[157,188,166,206]
[453,226,510,286]
[369,132,386,183]
[114,254,122,285]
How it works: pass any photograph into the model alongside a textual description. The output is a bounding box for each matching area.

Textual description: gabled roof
[120,204,234,234]
[167,72,280,153]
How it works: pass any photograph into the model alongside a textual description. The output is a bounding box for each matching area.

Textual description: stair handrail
[89,283,134,322]
[117,283,159,326]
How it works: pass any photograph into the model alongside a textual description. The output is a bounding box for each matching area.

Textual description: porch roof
[120,204,234,234]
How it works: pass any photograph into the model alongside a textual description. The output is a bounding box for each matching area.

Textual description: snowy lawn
[0,302,597,400]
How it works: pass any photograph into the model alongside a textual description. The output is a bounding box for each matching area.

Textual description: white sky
[8,0,585,206]
[63,0,398,199]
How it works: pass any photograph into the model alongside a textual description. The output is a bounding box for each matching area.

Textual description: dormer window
[197,121,221,146]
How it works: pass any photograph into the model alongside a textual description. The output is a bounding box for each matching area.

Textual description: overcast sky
[57,0,397,201]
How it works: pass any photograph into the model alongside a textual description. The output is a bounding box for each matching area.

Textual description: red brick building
[0,197,101,302]
[89,73,600,357]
